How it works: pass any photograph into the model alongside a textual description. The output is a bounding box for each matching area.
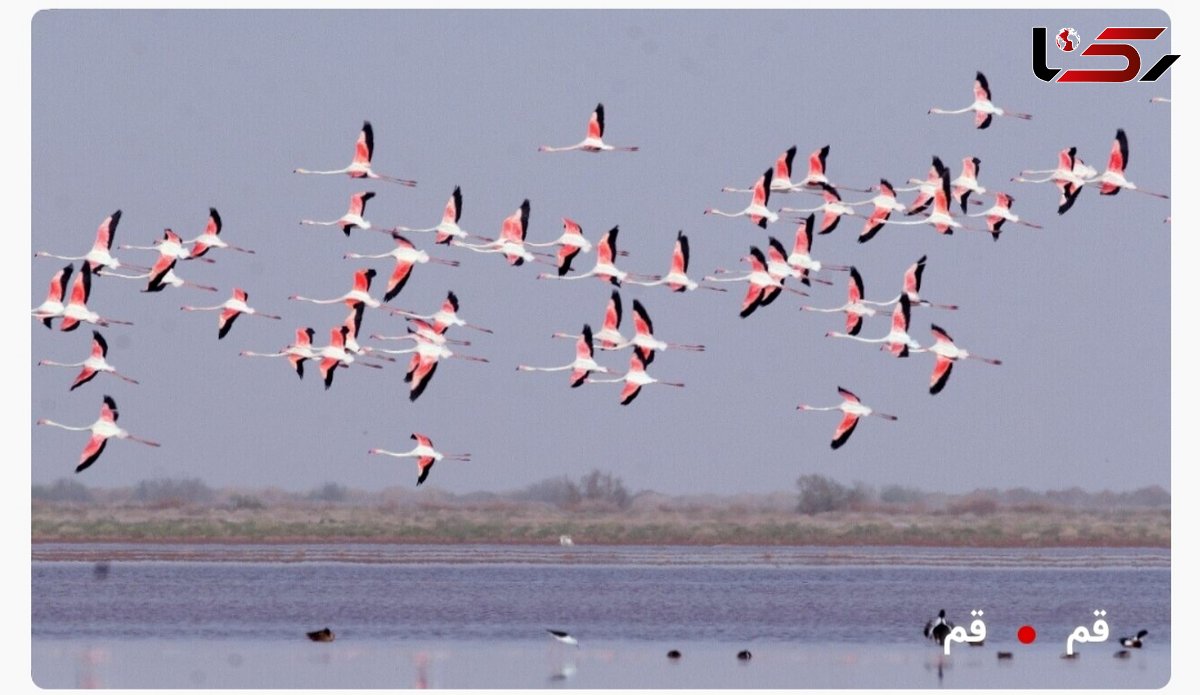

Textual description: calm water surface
[31,544,1170,688]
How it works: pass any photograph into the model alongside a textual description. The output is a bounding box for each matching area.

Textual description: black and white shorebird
[306,627,334,642]
[547,629,579,647]
[924,609,954,645]
[1119,630,1148,648]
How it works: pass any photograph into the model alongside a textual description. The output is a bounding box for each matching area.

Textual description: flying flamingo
[523,217,607,277]
[886,162,980,235]
[827,294,919,357]
[967,193,1042,240]
[38,331,139,391]
[585,351,684,405]
[727,145,867,193]
[780,183,856,234]
[371,317,472,348]
[239,327,318,380]
[704,246,797,318]
[790,145,870,192]
[928,71,1032,129]
[37,395,161,473]
[60,264,133,332]
[120,229,212,264]
[294,120,417,186]
[914,324,1002,395]
[517,324,610,387]
[186,208,255,258]
[538,103,639,153]
[455,199,546,266]
[800,266,879,336]
[368,433,471,486]
[105,257,218,293]
[35,210,146,274]
[375,336,488,402]
[536,226,652,286]
[1150,97,1171,104]
[951,157,985,212]
[784,214,847,285]
[850,179,906,243]
[31,264,73,328]
[705,168,778,228]
[291,268,382,309]
[391,291,493,334]
[863,255,959,311]
[1012,147,1088,214]
[609,299,704,366]
[797,387,897,450]
[311,325,383,389]
[1085,129,1169,199]
[300,191,376,235]
[182,287,281,339]
[552,290,626,349]
[625,231,726,293]
[896,157,947,216]
[722,146,802,193]
[345,233,459,303]
[388,186,485,245]
[338,303,395,363]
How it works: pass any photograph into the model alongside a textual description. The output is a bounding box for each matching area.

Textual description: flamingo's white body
[38,331,139,391]
[1084,129,1169,199]
[32,264,74,328]
[240,327,318,380]
[585,351,684,405]
[390,187,480,245]
[539,103,639,153]
[537,226,649,286]
[625,231,725,293]
[517,324,610,388]
[294,121,417,186]
[455,200,541,266]
[968,193,1042,240]
[913,324,1002,394]
[311,326,384,389]
[377,335,488,402]
[291,268,382,309]
[368,434,470,486]
[346,234,458,303]
[526,217,594,277]
[552,290,626,349]
[928,71,1032,129]
[392,291,493,334]
[182,287,281,339]
[301,191,376,235]
[608,299,704,365]
[780,184,856,235]
[862,255,959,311]
[705,168,778,228]
[37,395,161,473]
[704,246,790,318]
[105,258,218,293]
[784,214,847,284]
[1012,147,1089,214]
[121,229,206,263]
[797,387,897,450]
[186,208,255,257]
[852,180,906,243]
[36,210,144,274]
[951,157,985,212]
[60,264,133,332]
[827,294,920,357]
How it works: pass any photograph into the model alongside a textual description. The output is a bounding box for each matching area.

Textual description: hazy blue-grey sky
[31,10,1171,494]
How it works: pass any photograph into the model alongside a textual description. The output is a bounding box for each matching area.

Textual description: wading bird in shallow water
[186,208,255,257]
[928,72,1032,129]
[517,324,609,388]
[705,168,778,228]
[181,288,281,340]
[797,387,898,450]
[914,324,1002,395]
[38,331,140,391]
[369,434,471,486]
[585,351,684,406]
[37,395,161,473]
[546,629,580,647]
[294,120,417,186]
[924,610,955,645]
[300,191,376,235]
[538,103,639,153]
[35,210,147,275]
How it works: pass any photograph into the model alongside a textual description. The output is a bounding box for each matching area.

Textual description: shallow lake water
[31,544,1170,688]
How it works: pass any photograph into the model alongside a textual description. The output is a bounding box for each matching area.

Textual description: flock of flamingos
[32,72,1169,484]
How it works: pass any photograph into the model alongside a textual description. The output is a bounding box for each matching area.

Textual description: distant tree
[796,474,868,514]
[880,484,924,505]
[578,469,631,510]
[510,476,582,507]
[306,482,348,503]
[32,478,93,503]
[132,478,214,506]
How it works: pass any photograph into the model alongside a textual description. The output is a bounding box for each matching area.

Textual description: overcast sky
[30,9,1171,495]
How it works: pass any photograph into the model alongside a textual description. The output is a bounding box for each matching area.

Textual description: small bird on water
[737,650,752,660]
[1119,629,1148,648]
[306,627,335,642]
[924,609,954,645]
[547,629,578,647]
[667,649,682,659]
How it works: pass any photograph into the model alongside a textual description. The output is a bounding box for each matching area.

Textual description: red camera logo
[1033,26,1179,83]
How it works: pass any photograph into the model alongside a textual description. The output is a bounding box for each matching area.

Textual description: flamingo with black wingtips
[455,199,547,266]
[552,290,626,349]
[952,157,985,213]
[294,120,417,186]
[967,193,1042,240]
[851,179,906,243]
[36,210,146,274]
[120,229,212,264]
[615,299,705,365]
[389,186,485,245]
[376,336,488,402]
[539,103,639,153]
[780,183,855,234]
[585,351,684,405]
[60,264,133,332]
[914,324,1002,395]
[537,226,652,286]
[705,168,779,228]
[186,208,255,257]
[105,257,218,293]
[797,387,898,450]
[517,324,610,387]
[291,268,382,309]
[311,325,383,389]
[38,331,140,391]
[391,291,493,334]
[32,264,73,328]
[800,266,879,337]
[928,71,1032,129]
[240,327,318,380]
[863,255,959,311]
[345,234,459,303]
[626,231,726,293]
[827,294,920,358]
[369,434,471,486]
[524,217,604,277]
[182,287,281,340]
[37,395,161,473]
[784,214,847,285]
[301,191,376,235]
[1012,146,1088,215]
[703,246,796,318]
[1086,129,1169,199]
